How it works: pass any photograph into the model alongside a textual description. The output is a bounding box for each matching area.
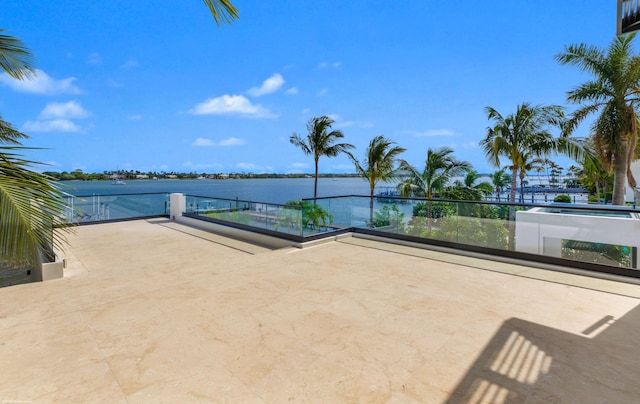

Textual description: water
[60,177,591,205]
[59,177,375,204]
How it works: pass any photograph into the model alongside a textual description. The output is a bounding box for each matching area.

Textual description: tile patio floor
[1,218,640,403]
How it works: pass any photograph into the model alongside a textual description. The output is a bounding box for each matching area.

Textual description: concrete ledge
[175,215,296,250]
[31,254,65,282]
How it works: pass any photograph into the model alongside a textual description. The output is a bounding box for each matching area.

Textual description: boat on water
[111,167,126,185]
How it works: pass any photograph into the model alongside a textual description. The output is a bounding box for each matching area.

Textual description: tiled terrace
[2,218,640,402]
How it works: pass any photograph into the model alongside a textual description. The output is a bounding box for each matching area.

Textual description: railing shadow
[445,304,640,402]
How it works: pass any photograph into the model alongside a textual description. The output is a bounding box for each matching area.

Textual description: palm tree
[350,135,405,228]
[480,103,587,249]
[480,103,566,205]
[1,31,71,269]
[556,34,640,205]
[398,147,471,200]
[290,116,354,199]
[489,169,511,201]
[398,147,471,227]
[462,169,493,196]
[504,151,545,203]
[480,103,585,205]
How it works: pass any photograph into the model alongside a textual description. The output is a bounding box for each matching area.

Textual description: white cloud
[328,114,373,129]
[192,138,214,146]
[192,137,246,147]
[403,129,456,137]
[128,114,143,121]
[23,119,81,133]
[218,137,246,146]
[317,88,329,97]
[447,141,479,150]
[24,101,91,133]
[39,101,90,119]
[0,69,82,95]
[247,73,284,97]
[87,52,102,65]
[285,87,298,95]
[336,120,373,129]
[319,61,342,69]
[189,94,277,118]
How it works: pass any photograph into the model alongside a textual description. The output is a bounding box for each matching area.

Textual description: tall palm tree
[480,103,584,205]
[1,31,70,269]
[290,116,354,199]
[480,103,586,249]
[350,135,405,228]
[556,34,640,205]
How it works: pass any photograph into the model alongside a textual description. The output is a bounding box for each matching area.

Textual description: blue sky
[1,1,618,175]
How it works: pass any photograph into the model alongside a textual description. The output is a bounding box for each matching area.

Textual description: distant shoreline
[51,173,363,181]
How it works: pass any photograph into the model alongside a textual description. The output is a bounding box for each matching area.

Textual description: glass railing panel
[314,194,640,271]
[65,193,169,223]
[69,191,640,273]
[448,201,512,250]
[310,196,362,230]
[185,196,303,237]
[404,199,458,240]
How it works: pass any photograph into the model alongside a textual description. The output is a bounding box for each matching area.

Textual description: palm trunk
[509,167,518,204]
[520,170,526,204]
[427,198,434,231]
[313,158,319,200]
[612,139,630,205]
[507,167,518,251]
[369,189,374,229]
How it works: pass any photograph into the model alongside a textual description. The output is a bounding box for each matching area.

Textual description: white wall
[516,207,640,267]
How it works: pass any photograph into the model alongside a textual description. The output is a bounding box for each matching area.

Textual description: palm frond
[0,29,35,80]
[0,116,73,268]
[202,0,239,25]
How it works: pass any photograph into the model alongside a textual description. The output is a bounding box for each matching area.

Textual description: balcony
[2,201,640,400]
[618,0,640,35]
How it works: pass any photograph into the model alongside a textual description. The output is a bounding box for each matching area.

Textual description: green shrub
[412,201,455,218]
[371,204,405,233]
[553,194,572,203]
[285,200,332,229]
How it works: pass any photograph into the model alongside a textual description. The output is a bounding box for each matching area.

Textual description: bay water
[60,177,376,204]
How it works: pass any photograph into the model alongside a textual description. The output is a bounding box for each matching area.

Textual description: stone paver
[1,219,640,403]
